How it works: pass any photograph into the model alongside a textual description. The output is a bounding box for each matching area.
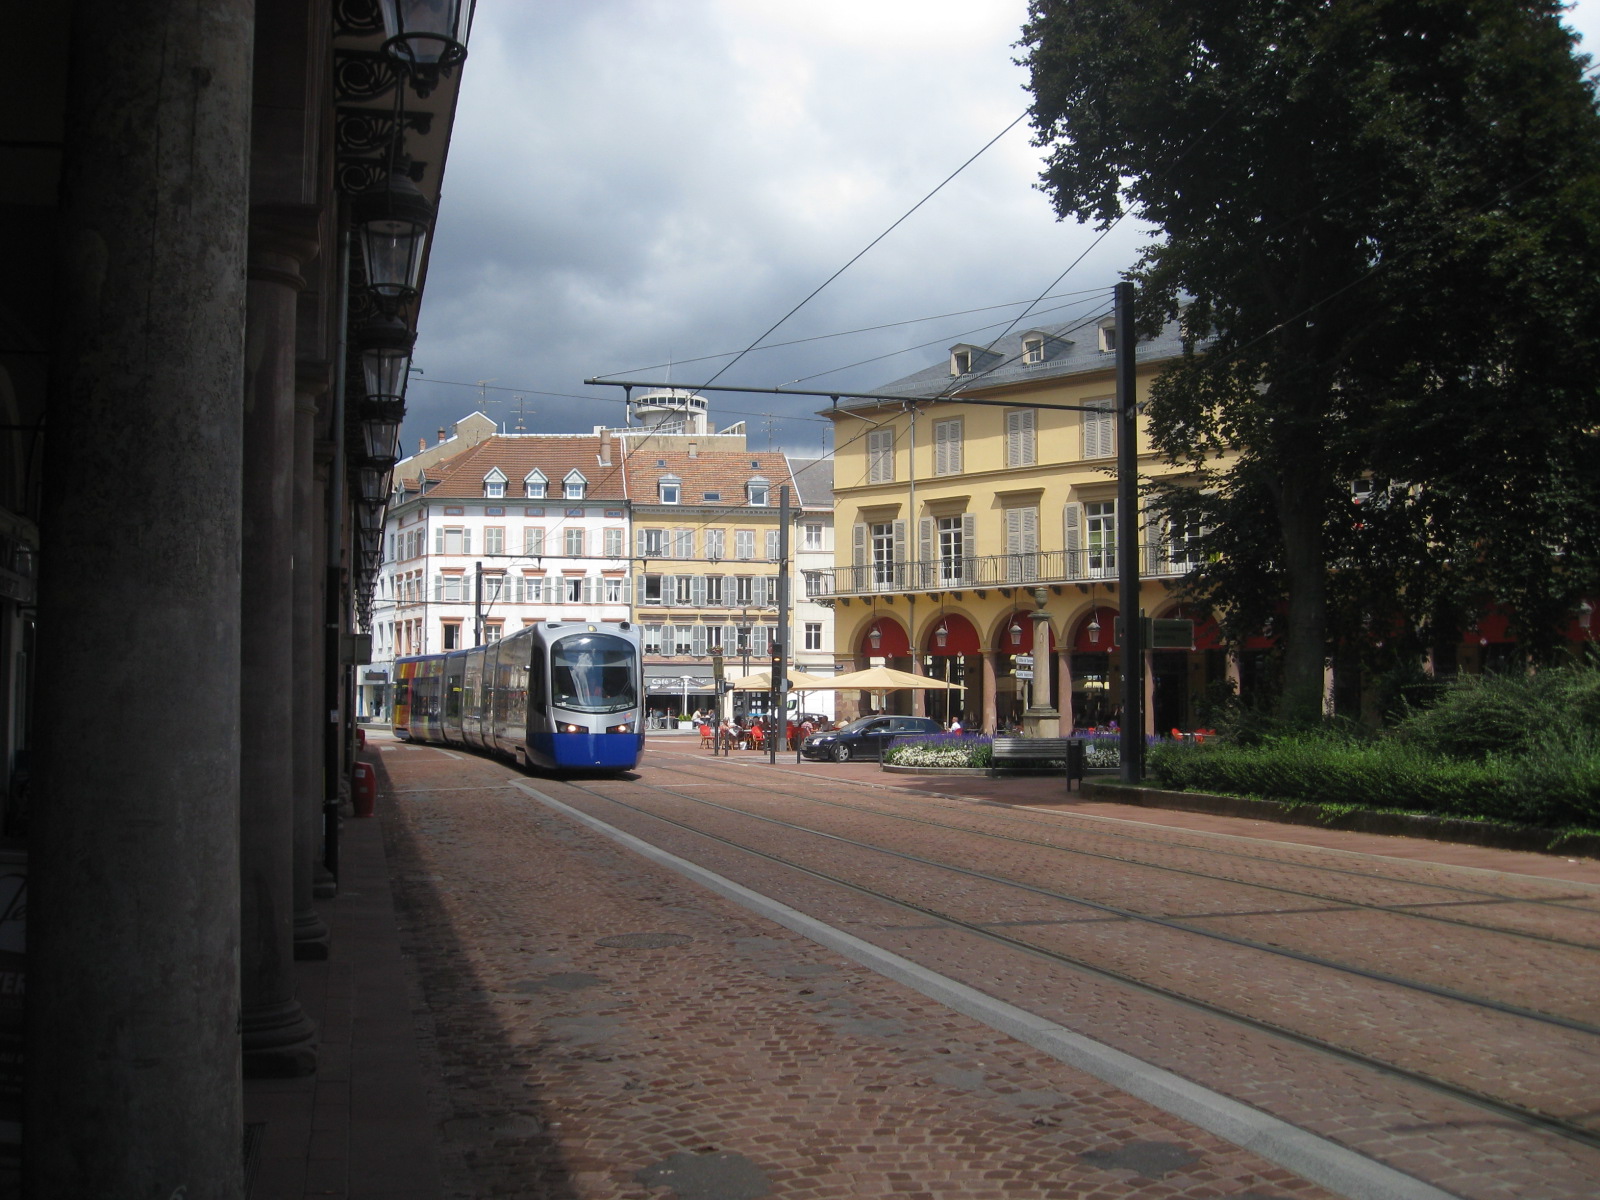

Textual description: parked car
[800,715,942,762]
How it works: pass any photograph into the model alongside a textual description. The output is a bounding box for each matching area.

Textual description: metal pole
[1115,281,1143,782]
[473,559,483,646]
[770,485,791,763]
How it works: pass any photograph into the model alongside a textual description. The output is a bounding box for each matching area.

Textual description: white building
[367,430,631,717]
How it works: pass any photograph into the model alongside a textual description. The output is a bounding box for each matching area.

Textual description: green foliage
[1020,0,1600,713]
[1147,663,1600,827]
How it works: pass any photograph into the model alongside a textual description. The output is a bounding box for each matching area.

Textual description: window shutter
[692,575,708,607]
[636,528,647,557]
[1064,502,1083,576]
[692,625,708,656]
[766,529,779,560]
[433,574,443,601]
[664,575,679,606]
[962,513,977,582]
[435,527,444,554]
[891,519,908,589]
[621,576,632,604]
[722,574,737,607]
[752,575,768,606]
[918,518,934,589]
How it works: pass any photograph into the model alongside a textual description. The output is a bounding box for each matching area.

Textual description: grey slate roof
[868,318,1189,399]
[786,457,834,509]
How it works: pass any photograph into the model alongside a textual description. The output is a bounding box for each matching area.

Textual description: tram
[392,621,644,772]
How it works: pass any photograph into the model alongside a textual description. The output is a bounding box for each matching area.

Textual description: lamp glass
[1009,621,1022,646]
[379,0,473,67]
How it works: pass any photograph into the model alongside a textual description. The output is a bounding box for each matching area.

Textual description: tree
[1021,0,1600,720]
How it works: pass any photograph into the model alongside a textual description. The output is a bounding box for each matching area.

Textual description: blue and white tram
[392,621,644,772]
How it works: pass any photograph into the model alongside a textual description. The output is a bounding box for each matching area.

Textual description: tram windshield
[550,634,637,714]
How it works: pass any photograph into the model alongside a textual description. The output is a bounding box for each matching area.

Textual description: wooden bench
[990,737,1086,790]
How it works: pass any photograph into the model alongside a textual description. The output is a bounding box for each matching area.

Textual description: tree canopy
[1021,0,1600,719]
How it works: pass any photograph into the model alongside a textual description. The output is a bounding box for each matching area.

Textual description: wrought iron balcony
[815,544,1199,598]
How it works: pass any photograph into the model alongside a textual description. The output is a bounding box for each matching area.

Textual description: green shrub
[1394,662,1600,759]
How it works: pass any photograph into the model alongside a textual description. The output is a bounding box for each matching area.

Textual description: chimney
[688,441,698,458]
[437,427,447,445]
[599,429,612,465]
[419,437,427,454]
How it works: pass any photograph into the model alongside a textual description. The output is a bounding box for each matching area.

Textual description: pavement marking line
[512,780,1462,1200]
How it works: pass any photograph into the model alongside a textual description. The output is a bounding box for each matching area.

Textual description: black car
[800,715,942,762]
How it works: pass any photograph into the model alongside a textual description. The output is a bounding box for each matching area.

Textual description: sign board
[1014,655,1034,666]
[341,633,372,665]
[1014,669,1034,680]
[1111,617,1195,651]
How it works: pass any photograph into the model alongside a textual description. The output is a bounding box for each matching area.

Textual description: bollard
[352,761,377,818]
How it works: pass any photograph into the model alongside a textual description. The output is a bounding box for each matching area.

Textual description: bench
[991,737,1086,790]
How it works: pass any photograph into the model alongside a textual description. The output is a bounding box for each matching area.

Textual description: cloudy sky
[402,1,1600,461]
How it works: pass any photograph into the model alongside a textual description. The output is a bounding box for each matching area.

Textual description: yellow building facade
[825,321,1232,734]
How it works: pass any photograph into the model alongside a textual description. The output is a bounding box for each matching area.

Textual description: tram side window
[528,652,548,712]
[445,670,463,719]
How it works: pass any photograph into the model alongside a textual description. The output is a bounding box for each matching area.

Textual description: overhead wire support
[582,378,1114,415]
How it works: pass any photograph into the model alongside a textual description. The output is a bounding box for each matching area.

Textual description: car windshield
[840,717,886,734]
[550,633,637,714]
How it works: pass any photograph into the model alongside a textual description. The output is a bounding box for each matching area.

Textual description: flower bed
[883,733,992,769]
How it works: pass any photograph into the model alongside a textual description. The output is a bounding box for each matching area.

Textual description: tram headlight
[561,723,583,733]
[606,722,634,734]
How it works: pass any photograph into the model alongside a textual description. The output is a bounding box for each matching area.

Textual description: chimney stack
[437,427,447,445]
[688,441,698,458]
[419,437,427,453]
[599,429,612,465]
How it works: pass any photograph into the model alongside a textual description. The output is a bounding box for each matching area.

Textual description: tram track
[646,753,1600,951]
[542,769,1600,1157]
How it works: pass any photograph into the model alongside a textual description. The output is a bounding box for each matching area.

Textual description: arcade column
[238,209,320,1077]
[28,4,254,1195]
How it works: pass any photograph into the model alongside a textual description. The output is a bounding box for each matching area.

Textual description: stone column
[981,651,998,734]
[293,380,330,956]
[28,4,253,1196]
[1059,647,1075,733]
[1023,606,1060,738]
[910,646,926,718]
[238,209,319,1077]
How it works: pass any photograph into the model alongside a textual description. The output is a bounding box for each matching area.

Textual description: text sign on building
[1014,669,1034,680]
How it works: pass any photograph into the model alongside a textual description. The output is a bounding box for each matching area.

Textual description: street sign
[1014,669,1034,680]
[1015,655,1034,666]
[1149,618,1195,650]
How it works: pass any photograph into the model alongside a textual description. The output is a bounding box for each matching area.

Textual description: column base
[313,863,338,900]
[241,998,318,1078]
[293,909,331,960]
[1023,706,1061,739]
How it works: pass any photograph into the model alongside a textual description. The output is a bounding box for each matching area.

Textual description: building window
[642,574,663,605]
[524,576,545,603]
[867,429,894,483]
[804,622,822,651]
[705,528,725,560]
[1087,500,1116,575]
[1005,409,1036,468]
[564,471,587,500]
[484,471,506,498]
[659,476,681,504]
[485,621,502,642]
[485,527,504,556]
[674,626,694,655]
[524,471,547,499]
[638,528,666,558]
[951,349,971,375]
[1083,400,1115,459]
[803,523,823,551]
[674,528,694,558]
[747,478,769,506]
[1005,506,1040,583]
[524,526,545,556]
[1023,335,1045,364]
[440,573,465,602]
[564,576,584,603]
[1098,322,1116,353]
[933,418,963,476]
[605,576,624,603]
[442,622,461,650]
[803,570,824,598]
[736,575,753,605]
[706,575,723,605]
[604,527,623,558]
[735,529,755,560]
[437,526,470,555]
[938,516,964,585]
[483,574,504,602]
[674,574,694,606]
[565,527,585,557]
[1167,515,1203,568]
[766,529,781,560]
[643,625,663,654]
[871,522,896,588]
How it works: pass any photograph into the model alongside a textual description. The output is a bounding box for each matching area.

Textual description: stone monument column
[28,4,253,1196]
[981,650,998,734]
[238,209,319,1076]
[1022,591,1061,738]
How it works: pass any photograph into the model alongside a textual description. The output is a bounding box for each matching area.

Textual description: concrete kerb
[1081,780,1600,859]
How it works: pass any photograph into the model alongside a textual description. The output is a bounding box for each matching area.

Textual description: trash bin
[1066,739,1086,791]
[352,761,377,818]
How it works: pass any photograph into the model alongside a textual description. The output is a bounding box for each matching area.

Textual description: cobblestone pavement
[371,734,1600,1199]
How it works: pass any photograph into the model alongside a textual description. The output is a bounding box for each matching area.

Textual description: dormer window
[1023,335,1045,364]
[483,467,507,499]
[659,474,682,504]
[747,477,769,507]
[951,349,972,375]
[1098,322,1117,353]
[564,470,587,500]
[524,470,547,499]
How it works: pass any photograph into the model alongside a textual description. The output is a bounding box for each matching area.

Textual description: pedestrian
[948,715,963,734]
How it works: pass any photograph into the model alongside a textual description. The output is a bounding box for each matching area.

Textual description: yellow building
[825,319,1231,734]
